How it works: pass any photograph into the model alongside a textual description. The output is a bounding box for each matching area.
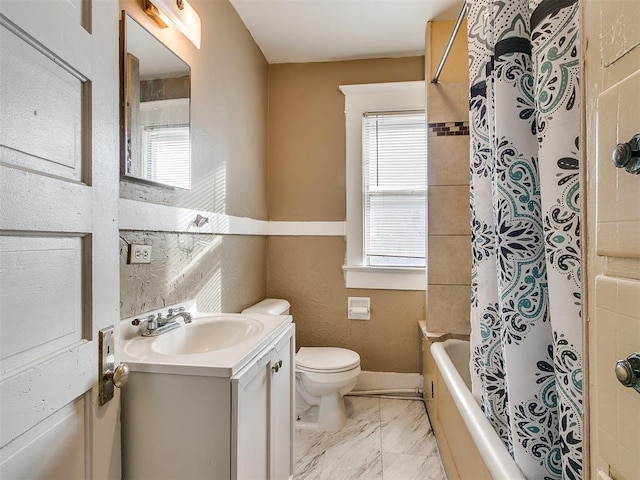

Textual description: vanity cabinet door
[232,348,271,480]
[231,323,295,480]
[270,325,295,480]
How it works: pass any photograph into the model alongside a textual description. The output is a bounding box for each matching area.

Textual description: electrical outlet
[128,244,152,264]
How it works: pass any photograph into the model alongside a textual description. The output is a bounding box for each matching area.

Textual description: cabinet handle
[611,134,640,175]
[272,359,283,373]
[615,353,640,393]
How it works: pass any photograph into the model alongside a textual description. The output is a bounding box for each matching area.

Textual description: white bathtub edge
[431,340,526,480]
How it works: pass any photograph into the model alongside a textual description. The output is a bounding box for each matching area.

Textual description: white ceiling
[229,0,464,64]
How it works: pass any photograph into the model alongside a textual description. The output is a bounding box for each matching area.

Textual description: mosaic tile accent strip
[428,121,469,137]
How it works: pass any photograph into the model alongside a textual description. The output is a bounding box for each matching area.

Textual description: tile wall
[426,82,471,335]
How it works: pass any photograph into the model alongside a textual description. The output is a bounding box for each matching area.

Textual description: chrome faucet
[131,314,159,332]
[167,307,193,324]
[131,307,192,337]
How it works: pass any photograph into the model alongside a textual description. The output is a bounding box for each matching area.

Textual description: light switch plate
[128,244,152,264]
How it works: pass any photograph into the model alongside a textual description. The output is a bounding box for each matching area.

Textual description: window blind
[142,124,190,189]
[363,111,426,267]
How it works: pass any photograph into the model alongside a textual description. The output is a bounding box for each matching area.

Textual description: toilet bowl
[241,299,361,432]
[295,346,361,431]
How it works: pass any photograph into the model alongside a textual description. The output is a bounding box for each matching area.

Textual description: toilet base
[295,393,348,432]
[295,406,320,430]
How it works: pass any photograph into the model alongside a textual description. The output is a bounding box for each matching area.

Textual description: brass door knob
[106,363,130,388]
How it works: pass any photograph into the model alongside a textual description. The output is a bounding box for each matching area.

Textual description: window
[363,112,426,268]
[139,98,191,189]
[340,81,426,290]
[142,124,190,189]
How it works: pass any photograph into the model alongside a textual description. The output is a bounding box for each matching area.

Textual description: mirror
[121,13,191,189]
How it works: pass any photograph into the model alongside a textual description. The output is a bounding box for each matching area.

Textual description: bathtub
[429,339,525,480]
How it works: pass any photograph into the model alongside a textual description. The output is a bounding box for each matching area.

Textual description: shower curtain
[466,0,582,479]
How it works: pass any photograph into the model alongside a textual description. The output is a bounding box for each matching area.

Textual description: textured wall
[118,0,269,318]
[120,232,267,318]
[268,57,425,221]
[267,237,424,373]
[426,82,471,335]
[267,57,426,373]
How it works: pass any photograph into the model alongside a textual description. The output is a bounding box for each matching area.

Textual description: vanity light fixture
[143,0,201,49]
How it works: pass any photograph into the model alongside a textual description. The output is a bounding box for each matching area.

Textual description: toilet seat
[296,347,360,373]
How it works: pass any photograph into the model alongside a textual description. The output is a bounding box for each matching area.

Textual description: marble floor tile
[295,397,446,480]
[295,429,330,480]
[319,437,383,480]
[380,398,433,456]
[325,397,381,448]
[382,452,447,480]
[343,396,381,426]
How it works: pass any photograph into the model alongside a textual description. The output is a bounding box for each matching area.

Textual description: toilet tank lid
[241,298,290,315]
[296,347,360,371]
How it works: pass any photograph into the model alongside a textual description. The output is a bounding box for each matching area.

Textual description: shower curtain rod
[431,0,467,84]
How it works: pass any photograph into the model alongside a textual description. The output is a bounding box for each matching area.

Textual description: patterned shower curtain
[466,0,582,479]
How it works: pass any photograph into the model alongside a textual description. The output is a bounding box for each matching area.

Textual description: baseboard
[353,371,423,393]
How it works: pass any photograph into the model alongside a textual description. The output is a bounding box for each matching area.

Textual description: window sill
[342,265,425,291]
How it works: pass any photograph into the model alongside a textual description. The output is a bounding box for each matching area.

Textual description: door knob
[106,363,130,388]
[611,134,640,174]
[615,353,640,393]
[99,326,130,405]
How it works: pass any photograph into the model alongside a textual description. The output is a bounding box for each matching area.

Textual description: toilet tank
[241,298,290,315]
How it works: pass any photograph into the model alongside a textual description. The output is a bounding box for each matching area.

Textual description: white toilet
[242,298,361,432]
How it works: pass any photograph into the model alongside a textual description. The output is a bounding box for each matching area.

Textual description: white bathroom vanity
[120,307,295,479]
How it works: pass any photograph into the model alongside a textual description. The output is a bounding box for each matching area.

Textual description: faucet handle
[131,314,156,326]
[168,307,185,316]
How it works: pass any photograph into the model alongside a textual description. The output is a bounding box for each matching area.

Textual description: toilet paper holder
[348,297,370,320]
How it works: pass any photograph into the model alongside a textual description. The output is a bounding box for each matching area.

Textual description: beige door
[584,1,640,479]
[0,1,121,478]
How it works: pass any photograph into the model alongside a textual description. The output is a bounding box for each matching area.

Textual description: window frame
[339,81,426,291]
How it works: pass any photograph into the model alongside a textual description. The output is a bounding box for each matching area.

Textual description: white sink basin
[152,318,263,355]
[121,312,292,377]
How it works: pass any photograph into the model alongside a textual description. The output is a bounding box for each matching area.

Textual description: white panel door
[0,0,120,478]
[585,1,640,479]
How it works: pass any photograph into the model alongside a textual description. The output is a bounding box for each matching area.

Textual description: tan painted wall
[116,9,470,364]
[268,57,424,221]
[267,57,425,373]
[119,0,268,317]
[119,0,268,218]
[268,236,425,373]
[426,20,469,83]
